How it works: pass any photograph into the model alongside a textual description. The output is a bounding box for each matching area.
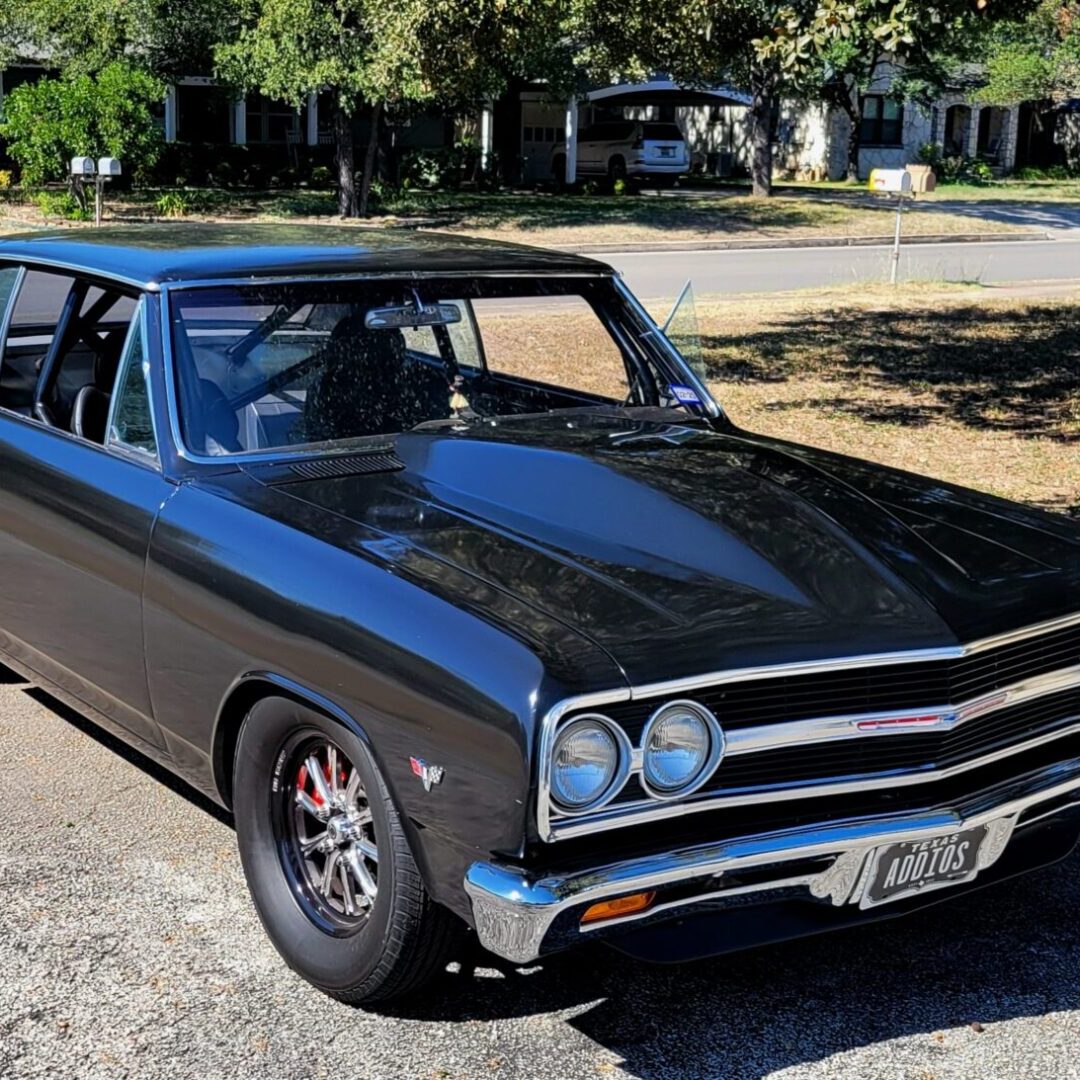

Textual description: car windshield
[168,276,701,456]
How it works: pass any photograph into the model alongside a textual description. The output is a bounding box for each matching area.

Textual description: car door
[0,264,173,750]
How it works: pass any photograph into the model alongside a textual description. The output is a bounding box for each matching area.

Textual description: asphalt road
[3,669,1080,1080]
[605,237,1080,300]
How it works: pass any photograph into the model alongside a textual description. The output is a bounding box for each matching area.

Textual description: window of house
[245,93,300,144]
[860,95,904,146]
[177,84,232,144]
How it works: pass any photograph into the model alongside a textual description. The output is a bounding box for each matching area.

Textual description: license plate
[659,147,674,158]
[860,826,986,909]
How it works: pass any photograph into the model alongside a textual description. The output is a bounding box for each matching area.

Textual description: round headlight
[550,717,626,811]
[642,701,722,796]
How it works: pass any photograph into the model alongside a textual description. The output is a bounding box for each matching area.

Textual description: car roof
[0,223,612,290]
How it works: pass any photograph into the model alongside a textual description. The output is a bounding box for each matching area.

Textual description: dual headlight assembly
[549,700,725,814]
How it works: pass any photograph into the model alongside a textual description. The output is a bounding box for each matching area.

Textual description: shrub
[155,191,192,218]
[399,142,482,190]
[916,143,993,184]
[0,62,164,186]
[309,164,333,188]
[0,170,12,190]
[34,189,92,221]
[1012,163,1080,181]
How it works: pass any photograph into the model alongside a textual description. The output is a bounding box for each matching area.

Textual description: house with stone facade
[767,61,1060,181]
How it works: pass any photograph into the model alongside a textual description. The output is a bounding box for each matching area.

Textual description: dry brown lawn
[687,290,1079,517]
[2,188,1024,248]
[481,286,1079,517]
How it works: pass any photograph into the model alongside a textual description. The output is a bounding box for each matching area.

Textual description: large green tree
[573,0,793,196]
[0,62,166,188]
[979,1,1080,103]
[216,0,408,217]
[1,0,235,186]
[10,0,236,77]
[574,0,1035,195]
[218,0,565,216]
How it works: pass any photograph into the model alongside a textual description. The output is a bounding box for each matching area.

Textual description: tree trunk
[333,102,358,217]
[358,101,383,218]
[844,95,861,182]
[749,69,775,198]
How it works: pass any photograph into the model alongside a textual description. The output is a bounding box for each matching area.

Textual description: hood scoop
[282,451,405,483]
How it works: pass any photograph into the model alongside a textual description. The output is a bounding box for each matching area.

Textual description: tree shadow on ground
[387,848,1080,1079]
[771,185,1080,233]
[701,302,1080,446]
[399,192,872,236]
[10,668,1080,1078]
[115,187,869,237]
[16,679,233,826]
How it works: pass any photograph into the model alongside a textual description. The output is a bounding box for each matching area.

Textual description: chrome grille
[601,619,1080,740]
[542,612,1080,841]
[607,685,1080,803]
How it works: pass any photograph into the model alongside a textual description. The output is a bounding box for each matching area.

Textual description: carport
[562,80,751,183]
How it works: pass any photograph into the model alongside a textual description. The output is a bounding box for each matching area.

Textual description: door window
[0,267,19,330]
[469,294,631,400]
[108,304,158,460]
[0,269,76,414]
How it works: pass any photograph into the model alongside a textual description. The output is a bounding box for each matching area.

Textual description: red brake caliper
[296,757,346,809]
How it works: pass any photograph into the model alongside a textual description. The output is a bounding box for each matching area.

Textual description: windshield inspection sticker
[669,384,701,405]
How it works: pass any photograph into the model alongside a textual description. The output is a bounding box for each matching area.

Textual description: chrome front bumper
[464,756,1080,964]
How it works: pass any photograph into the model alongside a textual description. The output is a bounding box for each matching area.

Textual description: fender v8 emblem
[410,757,445,792]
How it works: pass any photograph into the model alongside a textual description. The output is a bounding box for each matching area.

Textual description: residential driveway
[3,668,1080,1080]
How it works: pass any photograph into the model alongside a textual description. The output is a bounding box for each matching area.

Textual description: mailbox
[905,164,937,193]
[70,156,96,178]
[868,168,912,194]
[97,157,122,178]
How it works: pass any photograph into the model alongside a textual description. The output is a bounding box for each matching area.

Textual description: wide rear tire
[233,697,463,1005]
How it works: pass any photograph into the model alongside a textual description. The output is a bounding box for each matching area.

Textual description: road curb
[559,231,1053,254]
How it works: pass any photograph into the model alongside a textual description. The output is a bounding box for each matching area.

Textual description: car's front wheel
[233,697,463,1004]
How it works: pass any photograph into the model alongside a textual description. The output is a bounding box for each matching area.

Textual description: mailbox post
[95,158,121,227]
[70,157,121,227]
[868,168,913,285]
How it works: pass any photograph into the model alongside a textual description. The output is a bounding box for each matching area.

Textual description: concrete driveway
[3,667,1080,1080]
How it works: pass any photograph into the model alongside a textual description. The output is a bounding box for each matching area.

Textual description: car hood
[252,410,1080,688]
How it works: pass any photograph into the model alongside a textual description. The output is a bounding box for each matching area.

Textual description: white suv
[552,120,689,186]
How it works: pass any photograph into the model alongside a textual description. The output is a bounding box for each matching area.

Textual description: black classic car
[0,224,1078,1005]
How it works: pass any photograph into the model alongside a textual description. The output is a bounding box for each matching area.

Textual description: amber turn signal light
[580,891,657,925]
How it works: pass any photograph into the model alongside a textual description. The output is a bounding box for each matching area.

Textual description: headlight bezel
[638,699,725,801]
[548,713,633,816]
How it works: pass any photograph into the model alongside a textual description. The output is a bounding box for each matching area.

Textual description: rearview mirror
[365,302,462,330]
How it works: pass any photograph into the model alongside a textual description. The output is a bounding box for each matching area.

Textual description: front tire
[233,697,462,1004]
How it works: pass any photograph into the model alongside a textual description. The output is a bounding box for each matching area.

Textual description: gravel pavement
[2,667,1080,1080]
